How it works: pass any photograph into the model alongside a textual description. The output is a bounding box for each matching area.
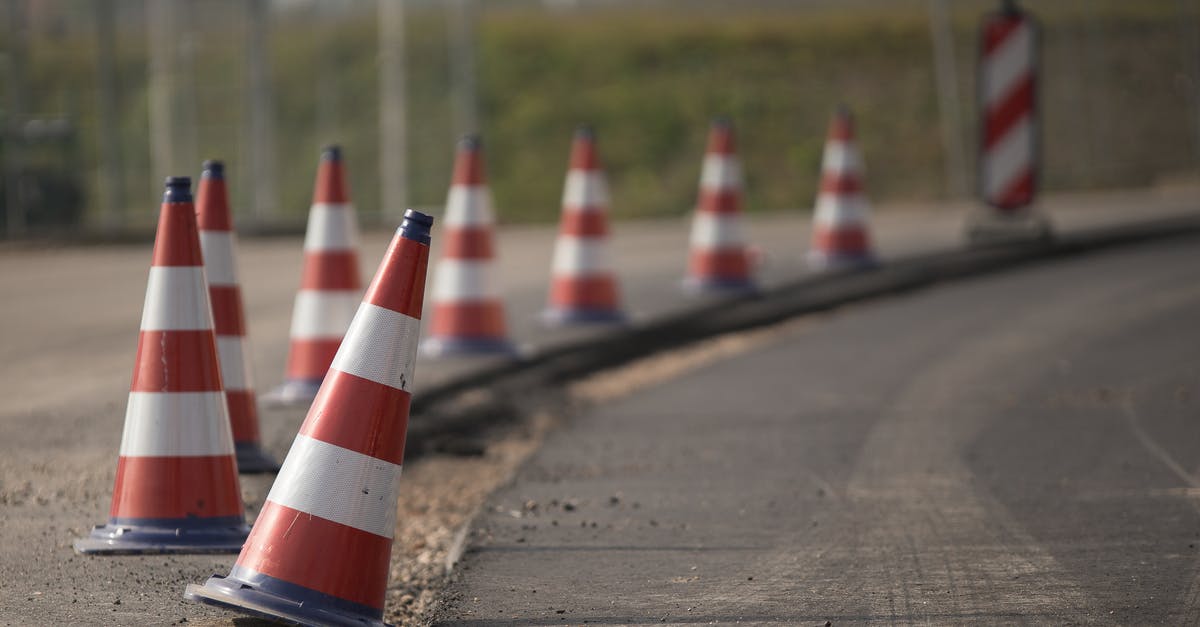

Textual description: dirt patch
[383,411,555,625]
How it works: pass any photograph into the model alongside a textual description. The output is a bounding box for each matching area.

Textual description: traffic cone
[196,160,278,473]
[421,136,516,357]
[74,177,249,554]
[185,210,434,626]
[542,126,625,325]
[268,146,362,404]
[683,116,757,294]
[808,106,877,270]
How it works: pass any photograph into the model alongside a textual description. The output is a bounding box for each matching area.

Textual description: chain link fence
[0,0,1197,238]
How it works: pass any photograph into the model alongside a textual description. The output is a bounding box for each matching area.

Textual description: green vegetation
[3,0,1197,230]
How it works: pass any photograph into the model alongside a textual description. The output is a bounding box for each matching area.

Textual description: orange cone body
[74,177,249,554]
[270,146,362,404]
[421,136,516,356]
[808,106,877,269]
[542,126,625,325]
[186,210,434,626]
[195,161,278,473]
[684,117,757,293]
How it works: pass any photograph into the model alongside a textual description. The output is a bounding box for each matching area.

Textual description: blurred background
[0,0,1197,238]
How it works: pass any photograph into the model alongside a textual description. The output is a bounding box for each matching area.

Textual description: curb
[403,212,1200,456]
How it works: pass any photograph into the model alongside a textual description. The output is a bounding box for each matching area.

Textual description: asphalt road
[0,189,1193,426]
[436,233,1200,625]
[0,189,1194,624]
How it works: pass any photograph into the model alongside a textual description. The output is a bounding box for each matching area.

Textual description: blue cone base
[235,441,280,474]
[681,276,758,296]
[540,307,626,326]
[265,378,323,407]
[74,517,249,554]
[420,336,518,359]
[185,570,386,627]
[807,251,878,272]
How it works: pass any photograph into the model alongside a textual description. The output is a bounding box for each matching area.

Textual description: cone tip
[399,209,434,245]
[163,176,193,203]
[458,134,482,151]
[711,115,733,129]
[574,124,595,140]
[835,103,853,118]
[201,160,225,179]
[321,145,342,162]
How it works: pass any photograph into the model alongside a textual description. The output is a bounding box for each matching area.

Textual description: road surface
[0,189,1194,624]
[436,233,1200,625]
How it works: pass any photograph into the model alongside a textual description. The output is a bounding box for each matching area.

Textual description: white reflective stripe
[289,290,360,339]
[561,170,609,209]
[689,212,746,249]
[432,259,499,302]
[700,154,742,190]
[984,22,1032,105]
[119,391,234,457]
[267,434,401,539]
[140,267,213,331]
[821,141,864,176]
[331,303,420,392]
[982,116,1033,200]
[444,186,495,227]
[215,335,251,390]
[814,193,870,227]
[198,231,238,286]
[303,203,359,252]
[551,236,611,276]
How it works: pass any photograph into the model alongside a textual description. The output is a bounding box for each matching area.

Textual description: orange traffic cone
[195,160,278,473]
[683,116,757,294]
[186,210,434,625]
[542,126,625,325]
[74,177,249,554]
[808,106,877,270]
[269,146,362,404]
[421,136,516,357]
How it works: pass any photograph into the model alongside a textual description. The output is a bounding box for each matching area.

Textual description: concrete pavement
[436,234,1200,624]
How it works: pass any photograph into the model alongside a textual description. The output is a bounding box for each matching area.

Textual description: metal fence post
[95,0,125,232]
[380,0,409,220]
[245,0,277,223]
[3,0,29,237]
[928,0,969,199]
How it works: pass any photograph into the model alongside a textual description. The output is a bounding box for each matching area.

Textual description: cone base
[806,250,878,272]
[681,275,758,296]
[74,518,249,555]
[263,378,323,407]
[540,307,626,326]
[420,336,518,359]
[965,208,1054,246]
[235,442,281,474]
[185,573,387,627]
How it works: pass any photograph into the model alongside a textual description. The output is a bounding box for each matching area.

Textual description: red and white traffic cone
[808,106,877,270]
[186,210,434,626]
[683,117,756,294]
[421,136,516,357]
[269,146,362,404]
[74,177,249,554]
[196,160,278,474]
[542,126,625,325]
